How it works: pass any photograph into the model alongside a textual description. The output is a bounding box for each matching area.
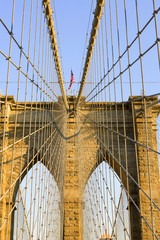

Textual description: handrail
[42,0,69,110]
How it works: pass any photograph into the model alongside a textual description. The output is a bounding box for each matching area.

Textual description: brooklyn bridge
[0,0,160,239]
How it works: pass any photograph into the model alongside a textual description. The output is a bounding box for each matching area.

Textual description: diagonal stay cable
[79,109,160,155]
[75,0,105,109]
[42,0,69,110]
[49,111,87,140]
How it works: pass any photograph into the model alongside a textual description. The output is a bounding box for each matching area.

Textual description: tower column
[133,96,160,240]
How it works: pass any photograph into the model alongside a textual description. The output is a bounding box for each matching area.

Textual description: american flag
[68,70,75,90]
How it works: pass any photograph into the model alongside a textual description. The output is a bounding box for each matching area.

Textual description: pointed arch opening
[12,162,61,240]
[83,161,131,240]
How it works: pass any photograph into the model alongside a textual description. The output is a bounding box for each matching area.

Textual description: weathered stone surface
[0,95,160,240]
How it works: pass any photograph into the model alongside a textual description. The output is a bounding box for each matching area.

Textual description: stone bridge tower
[0,95,160,240]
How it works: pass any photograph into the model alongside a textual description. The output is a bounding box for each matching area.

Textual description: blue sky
[52,0,160,99]
[0,0,93,98]
[0,0,160,100]
[1,1,160,238]
[52,0,93,92]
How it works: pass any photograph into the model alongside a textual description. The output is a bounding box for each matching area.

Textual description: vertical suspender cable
[75,0,105,109]
[42,0,69,110]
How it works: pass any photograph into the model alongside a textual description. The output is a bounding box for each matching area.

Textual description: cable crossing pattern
[0,0,160,240]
